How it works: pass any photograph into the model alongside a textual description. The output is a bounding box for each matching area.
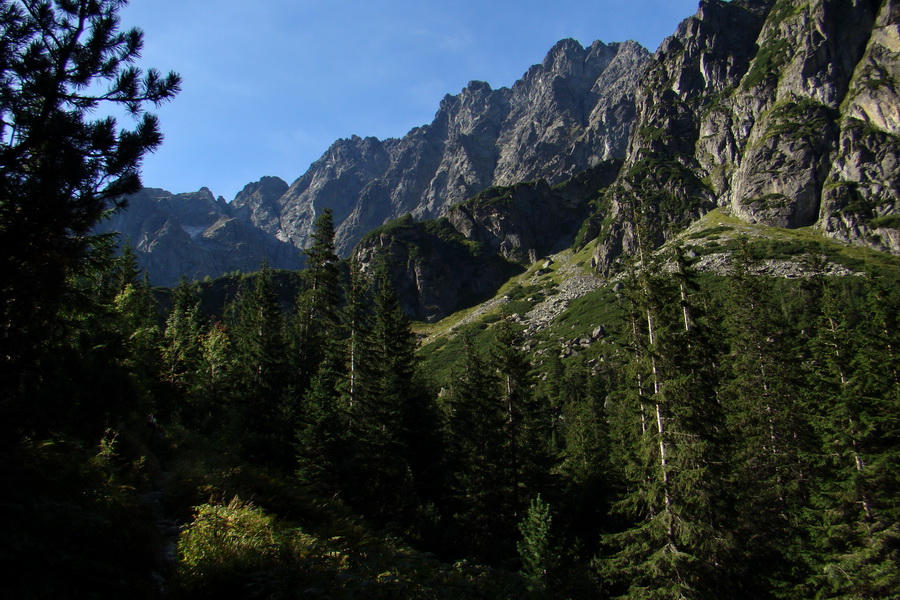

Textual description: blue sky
[118,0,702,200]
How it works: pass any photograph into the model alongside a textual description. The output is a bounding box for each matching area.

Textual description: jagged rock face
[107,0,899,290]
[275,39,649,255]
[723,0,881,227]
[353,217,522,322]
[822,0,900,253]
[447,162,621,264]
[492,40,642,185]
[98,182,303,286]
[103,36,647,286]
[230,176,290,237]
[591,0,768,273]
[352,164,619,321]
[592,0,900,273]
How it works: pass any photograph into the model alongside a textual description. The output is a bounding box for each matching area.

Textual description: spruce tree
[161,277,207,426]
[339,260,420,523]
[554,355,613,558]
[112,272,162,420]
[518,494,556,585]
[293,209,349,487]
[489,315,553,515]
[294,207,342,390]
[227,265,291,461]
[443,333,511,561]
[807,277,900,598]
[198,321,234,435]
[719,240,814,595]
[600,239,735,599]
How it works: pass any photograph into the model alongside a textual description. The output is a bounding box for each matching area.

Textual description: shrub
[870,215,900,229]
[177,497,282,593]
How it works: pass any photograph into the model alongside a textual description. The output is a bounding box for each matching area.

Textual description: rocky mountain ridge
[96,182,302,285]
[261,38,649,255]
[104,38,650,285]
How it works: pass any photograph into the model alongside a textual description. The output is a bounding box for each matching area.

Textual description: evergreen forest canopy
[1,1,899,599]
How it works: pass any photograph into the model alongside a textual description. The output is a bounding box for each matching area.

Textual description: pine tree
[109,272,163,424]
[161,277,207,426]
[808,277,900,598]
[337,260,420,523]
[197,321,234,434]
[0,0,179,439]
[294,207,342,390]
[443,333,512,561]
[294,344,348,496]
[489,315,553,515]
[518,494,556,585]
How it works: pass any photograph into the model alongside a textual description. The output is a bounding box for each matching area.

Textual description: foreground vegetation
[5,205,898,598]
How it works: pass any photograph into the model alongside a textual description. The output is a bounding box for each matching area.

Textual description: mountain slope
[589,0,900,273]
[96,184,303,285]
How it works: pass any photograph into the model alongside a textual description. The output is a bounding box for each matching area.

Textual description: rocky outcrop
[590,0,774,273]
[274,39,649,255]
[821,0,900,253]
[230,176,290,237]
[590,0,900,273]
[352,215,523,322]
[352,164,618,321]
[446,161,621,264]
[98,183,302,286]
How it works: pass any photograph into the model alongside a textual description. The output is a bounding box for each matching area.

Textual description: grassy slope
[416,208,900,386]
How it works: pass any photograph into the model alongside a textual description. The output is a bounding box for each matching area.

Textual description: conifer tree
[295,336,348,495]
[719,240,814,595]
[112,272,162,419]
[0,0,179,439]
[807,277,900,598]
[197,321,234,434]
[600,235,735,599]
[227,265,291,461]
[518,494,556,585]
[342,258,377,412]
[489,316,553,513]
[294,208,342,390]
[553,356,613,557]
[338,260,420,522]
[161,277,207,426]
[292,210,349,487]
[557,357,609,487]
[443,333,511,561]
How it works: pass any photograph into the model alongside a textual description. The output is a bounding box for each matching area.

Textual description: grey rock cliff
[352,163,620,321]
[591,0,900,273]
[105,37,648,284]
[98,182,302,286]
[273,39,649,255]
